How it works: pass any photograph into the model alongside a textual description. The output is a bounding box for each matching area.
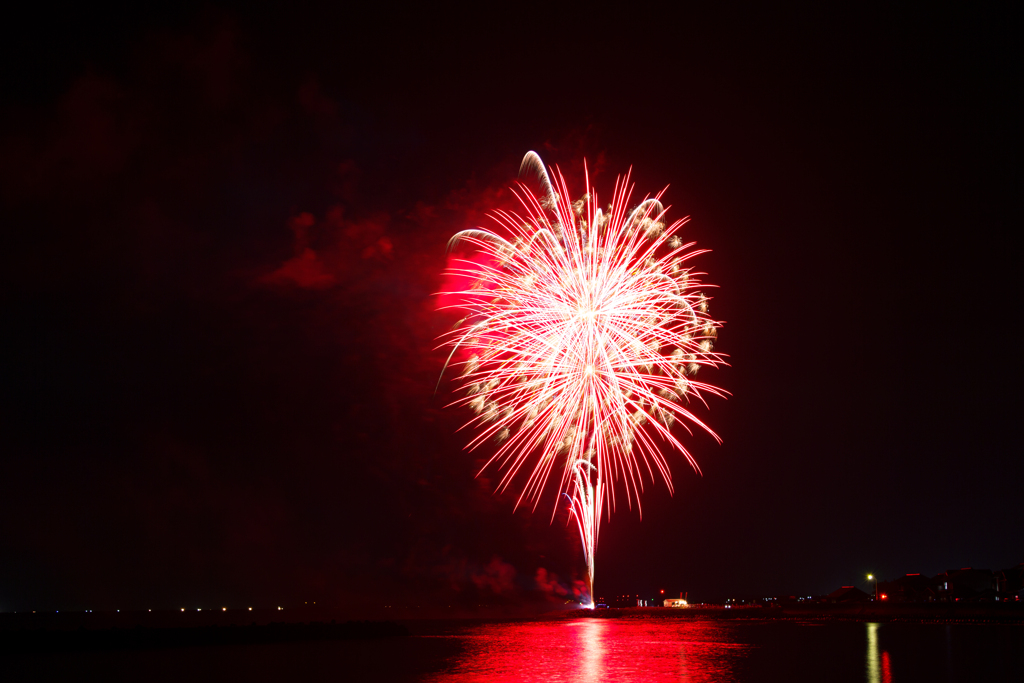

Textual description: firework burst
[439,152,725,604]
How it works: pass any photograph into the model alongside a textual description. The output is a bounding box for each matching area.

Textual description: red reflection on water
[428,618,747,682]
[881,651,892,683]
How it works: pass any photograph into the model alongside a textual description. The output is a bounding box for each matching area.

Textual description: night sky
[1,4,1018,613]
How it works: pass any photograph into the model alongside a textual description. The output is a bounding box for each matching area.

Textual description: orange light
[880,594,888,600]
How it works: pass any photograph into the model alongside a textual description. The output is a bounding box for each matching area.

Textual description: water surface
[425,617,1024,682]
[9,617,1023,681]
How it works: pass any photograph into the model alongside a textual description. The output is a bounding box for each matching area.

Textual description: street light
[867,574,877,601]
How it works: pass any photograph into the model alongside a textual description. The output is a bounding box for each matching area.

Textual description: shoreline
[559,603,1024,624]
[0,610,1019,655]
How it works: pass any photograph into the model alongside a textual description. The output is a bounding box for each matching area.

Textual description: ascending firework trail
[439,152,725,606]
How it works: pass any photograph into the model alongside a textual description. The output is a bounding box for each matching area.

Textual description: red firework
[439,152,725,604]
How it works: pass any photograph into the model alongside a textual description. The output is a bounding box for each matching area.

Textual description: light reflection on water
[426,618,750,682]
[865,623,892,683]
[426,616,1024,682]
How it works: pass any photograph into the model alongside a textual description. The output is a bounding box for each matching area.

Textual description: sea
[10,616,1024,682]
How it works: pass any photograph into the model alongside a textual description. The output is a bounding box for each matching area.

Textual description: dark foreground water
[10,618,1024,682]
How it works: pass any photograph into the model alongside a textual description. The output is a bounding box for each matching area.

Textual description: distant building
[825,586,870,603]
[664,598,688,608]
[995,562,1024,602]
[609,594,653,608]
[935,568,998,602]
[864,563,1023,604]
[879,573,938,603]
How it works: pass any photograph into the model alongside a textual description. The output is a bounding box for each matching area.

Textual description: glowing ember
[439,152,725,603]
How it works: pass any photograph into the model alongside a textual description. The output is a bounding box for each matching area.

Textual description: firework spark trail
[439,152,725,605]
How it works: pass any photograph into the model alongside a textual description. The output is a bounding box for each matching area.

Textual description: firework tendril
[439,152,725,605]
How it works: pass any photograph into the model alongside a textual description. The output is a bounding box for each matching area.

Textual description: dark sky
[1,3,1019,612]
